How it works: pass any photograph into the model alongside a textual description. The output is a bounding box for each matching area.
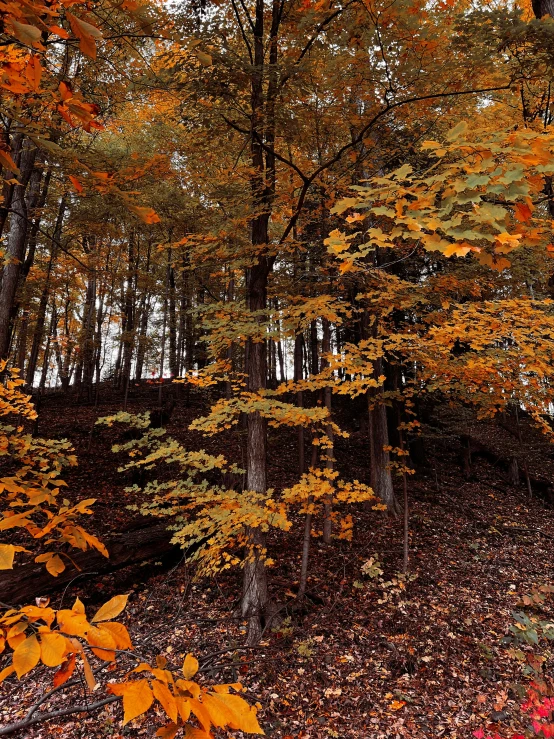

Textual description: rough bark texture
[368,357,398,513]
[533,0,554,17]
[0,521,178,605]
[0,140,37,358]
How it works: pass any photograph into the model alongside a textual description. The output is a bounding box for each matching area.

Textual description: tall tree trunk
[121,235,136,405]
[368,353,398,513]
[533,0,554,17]
[0,140,38,358]
[168,256,178,379]
[321,318,334,544]
[294,332,305,475]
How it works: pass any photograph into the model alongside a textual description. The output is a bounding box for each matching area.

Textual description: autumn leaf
[69,175,84,193]
[0,150,20,176]
[11,21,42,47]
[128,205,161,224]
[66,13,103,59]
[91,594,128,623]
[0,544,26,569]
[13,634,41,677]
[40,632,68,667]
[156,725,179,739]
[108,679,154,724]
[182,653,199,679]
[53,654,76,687]
[152,679,178,722]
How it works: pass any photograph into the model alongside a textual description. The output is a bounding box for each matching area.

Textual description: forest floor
[1,382,553,739]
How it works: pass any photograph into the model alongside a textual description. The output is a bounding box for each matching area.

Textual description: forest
[2,0,554,736]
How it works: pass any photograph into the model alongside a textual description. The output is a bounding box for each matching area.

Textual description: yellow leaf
[13,634,41,677]
[43,553,65,577]
[182,653,199,679]
[81,651,97,691]
[0,665,15,683]
[109,679,153,725]
[72,597,85,614]
[101,621,133,649]
[156,725,179,739]
[203,693,235,727]
[87,624,117,661]
[184,728,212,739]
[91,594,128,623]
[57,609,89,637]
[189,697,216,732]
[152,680,178,723]
[0,544,25,569]
[213,693,264,733]
[175,695,191,721]
[40,632,67,667]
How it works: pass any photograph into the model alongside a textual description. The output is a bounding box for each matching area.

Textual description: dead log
[0,519,180,605]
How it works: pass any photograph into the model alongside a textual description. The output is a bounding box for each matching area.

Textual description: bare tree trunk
[0,140,38,358]
[321,318,334,544]
[168,256,178,379]
[121,236,136,407]
[297,443,318,602]
[39,304,56,391]
[294,333,305,475]
[369,378,398,513]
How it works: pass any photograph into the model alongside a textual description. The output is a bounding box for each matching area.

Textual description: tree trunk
[533,0,554,17]
[0,140,38,358]
[321,318,334,544]
[368,352,398,513]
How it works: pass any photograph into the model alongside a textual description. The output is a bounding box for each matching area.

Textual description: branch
[222,116,309,184]
[0,696,119,736]
[278,0,359,91]
[278,82,513,244]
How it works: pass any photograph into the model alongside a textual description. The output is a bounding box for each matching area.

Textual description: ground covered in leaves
[1,383,553,738]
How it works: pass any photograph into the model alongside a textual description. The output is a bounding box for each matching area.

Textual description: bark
[240,0,281,644]
[321,318,334,544]
[294,332,305,475]
[135,241,152,382]
[168,259,178,378]
[368,354,398,513]
[0,521,178,604]
[0,133,23,240]
[121,236,136,405]
[39,304,56,392]
[0,140,38,358]
[297,444,318,602]
[533,0,554,17]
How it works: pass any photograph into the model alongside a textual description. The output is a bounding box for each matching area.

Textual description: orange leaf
[108,679,154,725]
[0,150,20,176]
[40,632,67,667]
[53,654,76,687]
[69,175,84,193]
[182,653,199,679]
[66,13,103,59]
[13,634,41,677]
[152,680,178,723]
[514,202,533,223]
[128,205,161,224]
[91,594,128,623]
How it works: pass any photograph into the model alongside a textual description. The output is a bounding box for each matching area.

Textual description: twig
[0,696,119,736]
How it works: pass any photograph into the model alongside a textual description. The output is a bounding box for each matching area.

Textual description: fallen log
[0,519,179,605]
